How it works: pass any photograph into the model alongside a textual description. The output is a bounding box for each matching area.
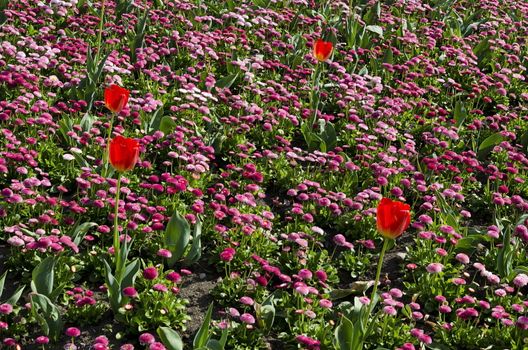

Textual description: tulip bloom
[109,136,139,172]
[104,84,130,113]
[376,197,411,239]
[313,39,333,62]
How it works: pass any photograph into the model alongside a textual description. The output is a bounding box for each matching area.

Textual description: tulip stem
[113,173,122,278]
[309,64,322,131]
[368,238,389,316]
[103,112,116,178]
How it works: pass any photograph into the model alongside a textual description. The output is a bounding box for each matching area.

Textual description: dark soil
[179,271,218,344]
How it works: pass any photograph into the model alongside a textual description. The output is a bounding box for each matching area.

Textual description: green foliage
[158,327,183,350]
[31,293,63,341]
[164,211,191,266]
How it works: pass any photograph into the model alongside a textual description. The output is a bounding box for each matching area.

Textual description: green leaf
[365,25,383,37]
[478,132,504,159]
[103,259,122,313]
[0,271,6,299]
[158,327,183,350]
[426,342,452,350]
[218,328,228,349]
[520,130,528,151]
[456,235,487,253]
[71,222,98,246]
[31,293,63,341]
[206,339,224,350]
[31,257,56,298]
[121,258,140,290]
[215,73,238,89]
[130,9,149,63]
[149,105,165,133]
[259,304,275,330]
[334,316,355,350]
[194,303,213,348]
[160,116,177,135]
[383,48,393,64]
[164,211,191,266]
[184,219,202,265]
[80,112,96,133]
[317,121,337,152]
[6,285,25,305]
[454,101,467,127]
[473,38,491,67]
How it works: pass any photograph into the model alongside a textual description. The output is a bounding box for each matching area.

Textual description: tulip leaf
[148,105,165,134]
[31,257,56,299]
[160,116,177,135]
[121,258,140,291]
[129,8,149,64]
[520,130,528,151]
[158,326,183,350]
[31,293,63,340]
[80,112,96,133]
[477,132,504,159]
[71,222,98,246]
[184,219,202,265]
[164,211,191,266]
[103,259,122,313]
[0,0,8,26]
[383,48,393,64]
[426,342,452,350]
[365,25,384,37]
[335,315,364,350]
[206,339,224,350]
[454,101,467,127]
[215,73,239,89]
[479,132,504,150]
[5,285,25,305]
[193,302,213,349]
[0,271,6,300]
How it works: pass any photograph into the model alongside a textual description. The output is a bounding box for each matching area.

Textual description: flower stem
[309,64,322,130]
[368,238,389,316]
[102,112,115,177]
[113,173,122,277]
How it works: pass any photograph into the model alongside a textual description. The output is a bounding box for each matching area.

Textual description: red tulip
[313,39,333,62]
[109,135,139,172]
[376,198,411,239]
[104,84,130,113]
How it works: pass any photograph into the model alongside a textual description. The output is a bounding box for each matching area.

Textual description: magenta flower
[65,327,81,337]
[455,253,470,264]
[298,269,313,280]
[166,271,182,283]
[426,263,443,274]
[0,303,13,315]
[239,313,255,324]
[143,267,159,280]
[333,234,353,249]
[35,336,49,345]
[315,270,327,282]
[139,333,156,345]
[149,343,166,350]
[513,273,528,288]
[219,247,236,262]
[319,299,332,309]
[240,296,254,306]
[122,287,138,298]
[157,249,172,258]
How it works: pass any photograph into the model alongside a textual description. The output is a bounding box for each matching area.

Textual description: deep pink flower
[143,267,158,280]
[65,327,81,337]
[219,247,236,262]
